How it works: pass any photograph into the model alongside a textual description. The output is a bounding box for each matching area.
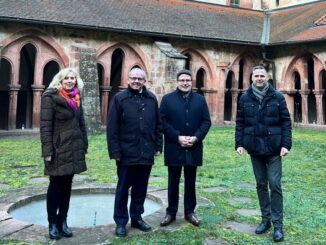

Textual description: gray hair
[129,67,147,80]
[48,67,84,91]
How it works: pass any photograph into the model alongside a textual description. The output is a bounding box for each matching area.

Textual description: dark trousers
[114,165,152,226]
[166,166,197,216]
[47,175,74,224]
[251,155,283,228]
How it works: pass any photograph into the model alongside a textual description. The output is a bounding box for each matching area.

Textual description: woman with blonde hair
[40,67,88,239]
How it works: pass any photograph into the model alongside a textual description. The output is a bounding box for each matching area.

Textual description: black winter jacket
[107,86,163,166]
[40,88,88,176]
[235,85,292,156]
[160,89,211,166]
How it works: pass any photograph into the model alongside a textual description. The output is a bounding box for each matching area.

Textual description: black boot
[58,220,73,237]
[49,223,60,239]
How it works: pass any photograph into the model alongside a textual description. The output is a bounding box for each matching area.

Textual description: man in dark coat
[107,67,163,237]
[235,65,292,242]
[159,69,211,227]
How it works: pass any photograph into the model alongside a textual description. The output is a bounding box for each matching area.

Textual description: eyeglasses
[129,77,144,82]
[177,79,192,83]
[63,76,76,80]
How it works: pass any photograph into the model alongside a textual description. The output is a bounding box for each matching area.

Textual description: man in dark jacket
[235,66,292,242]
[107,67,162,237]
[159,69,211,227]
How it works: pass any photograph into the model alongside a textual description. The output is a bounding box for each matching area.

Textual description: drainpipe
[261,46,276,84]
[260,11,276,84]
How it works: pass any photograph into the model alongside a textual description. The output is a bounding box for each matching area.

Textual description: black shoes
[255,221,271,234]
[185,213,200,226]
[273,227,284,242]
[115,226,127,237]
[131,219,151,232]
[160,214,176,226]
[58,220,73,237]
[49,223,60,240]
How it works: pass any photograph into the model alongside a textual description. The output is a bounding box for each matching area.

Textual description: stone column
[230,89,239,122]
[72,44,101,133]
[31,85,45,129]
[8,84,21,130]
[300,90,309,124]
[313,90,324,125]
[202,88,218,124]
[99,85,111,127]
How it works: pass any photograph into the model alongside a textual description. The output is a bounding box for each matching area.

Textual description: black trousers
[251,155,283,228]
[114,165,152,226]
[47,175,74,224]
[166,166,197,216]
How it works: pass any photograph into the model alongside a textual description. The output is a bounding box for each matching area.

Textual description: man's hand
[178,136,197,147]
[280,147,289,157]
[236,147,244,156]
[154,151,161,156]
[44,156,52,161]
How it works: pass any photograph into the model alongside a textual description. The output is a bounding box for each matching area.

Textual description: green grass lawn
[0,127,326,244]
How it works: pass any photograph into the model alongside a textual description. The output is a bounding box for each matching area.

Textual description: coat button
[186,123,189,126]
[140,117,143,119]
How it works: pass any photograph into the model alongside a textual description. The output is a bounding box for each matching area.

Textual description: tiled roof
[0,0,263,44]
[269,1,326,44]
[0,0,324,46]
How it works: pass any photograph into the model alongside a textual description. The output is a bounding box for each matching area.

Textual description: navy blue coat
[235,85,292,156]
[107,86,163,166]
[160,89,211,166]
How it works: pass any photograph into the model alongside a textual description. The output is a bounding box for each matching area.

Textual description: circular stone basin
[9,189,162,228]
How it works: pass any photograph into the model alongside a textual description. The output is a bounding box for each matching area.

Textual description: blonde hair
[48,67,84,91]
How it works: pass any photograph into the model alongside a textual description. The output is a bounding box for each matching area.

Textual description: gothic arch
[0,29,69,129]
[229,53,255,90]
[180,48,214,88]
[282,53,325,91]
[97,42,149,87]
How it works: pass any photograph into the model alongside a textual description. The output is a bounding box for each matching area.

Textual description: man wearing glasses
[159,69,211,227]
[235,65,292,242]
[107,67,162,237]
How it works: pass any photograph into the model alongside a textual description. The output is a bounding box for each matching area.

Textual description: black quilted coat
[40,88,88,176]
[235,85,292,156]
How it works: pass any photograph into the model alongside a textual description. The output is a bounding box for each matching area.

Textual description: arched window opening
[322,70,326,124]
[97,63,104,109]
[0,59,11,130]
[238,59,244,89]
[43,61,59,88]
[196,68,205,96]
[293,72,302,123]
[307,57,316,123]
[17,44,36,129]
[224,71,232,121]
[307,57,315,90]
[184,53,191,70]
[109,48,124,109]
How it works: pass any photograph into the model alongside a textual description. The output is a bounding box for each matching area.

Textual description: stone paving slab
[0,218,32,238]
[0,211,11,221]
[227,197,252,205]
[224,221,256,235]
[201,186,229,193]
[236,182,255,189]
[0,183,10,189]
[236,208,260,217]
[204,238,231,245]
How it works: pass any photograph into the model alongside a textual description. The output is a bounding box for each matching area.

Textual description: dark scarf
[252,82,269,104]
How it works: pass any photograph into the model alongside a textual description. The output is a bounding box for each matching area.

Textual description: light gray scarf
[252,82,269,104]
